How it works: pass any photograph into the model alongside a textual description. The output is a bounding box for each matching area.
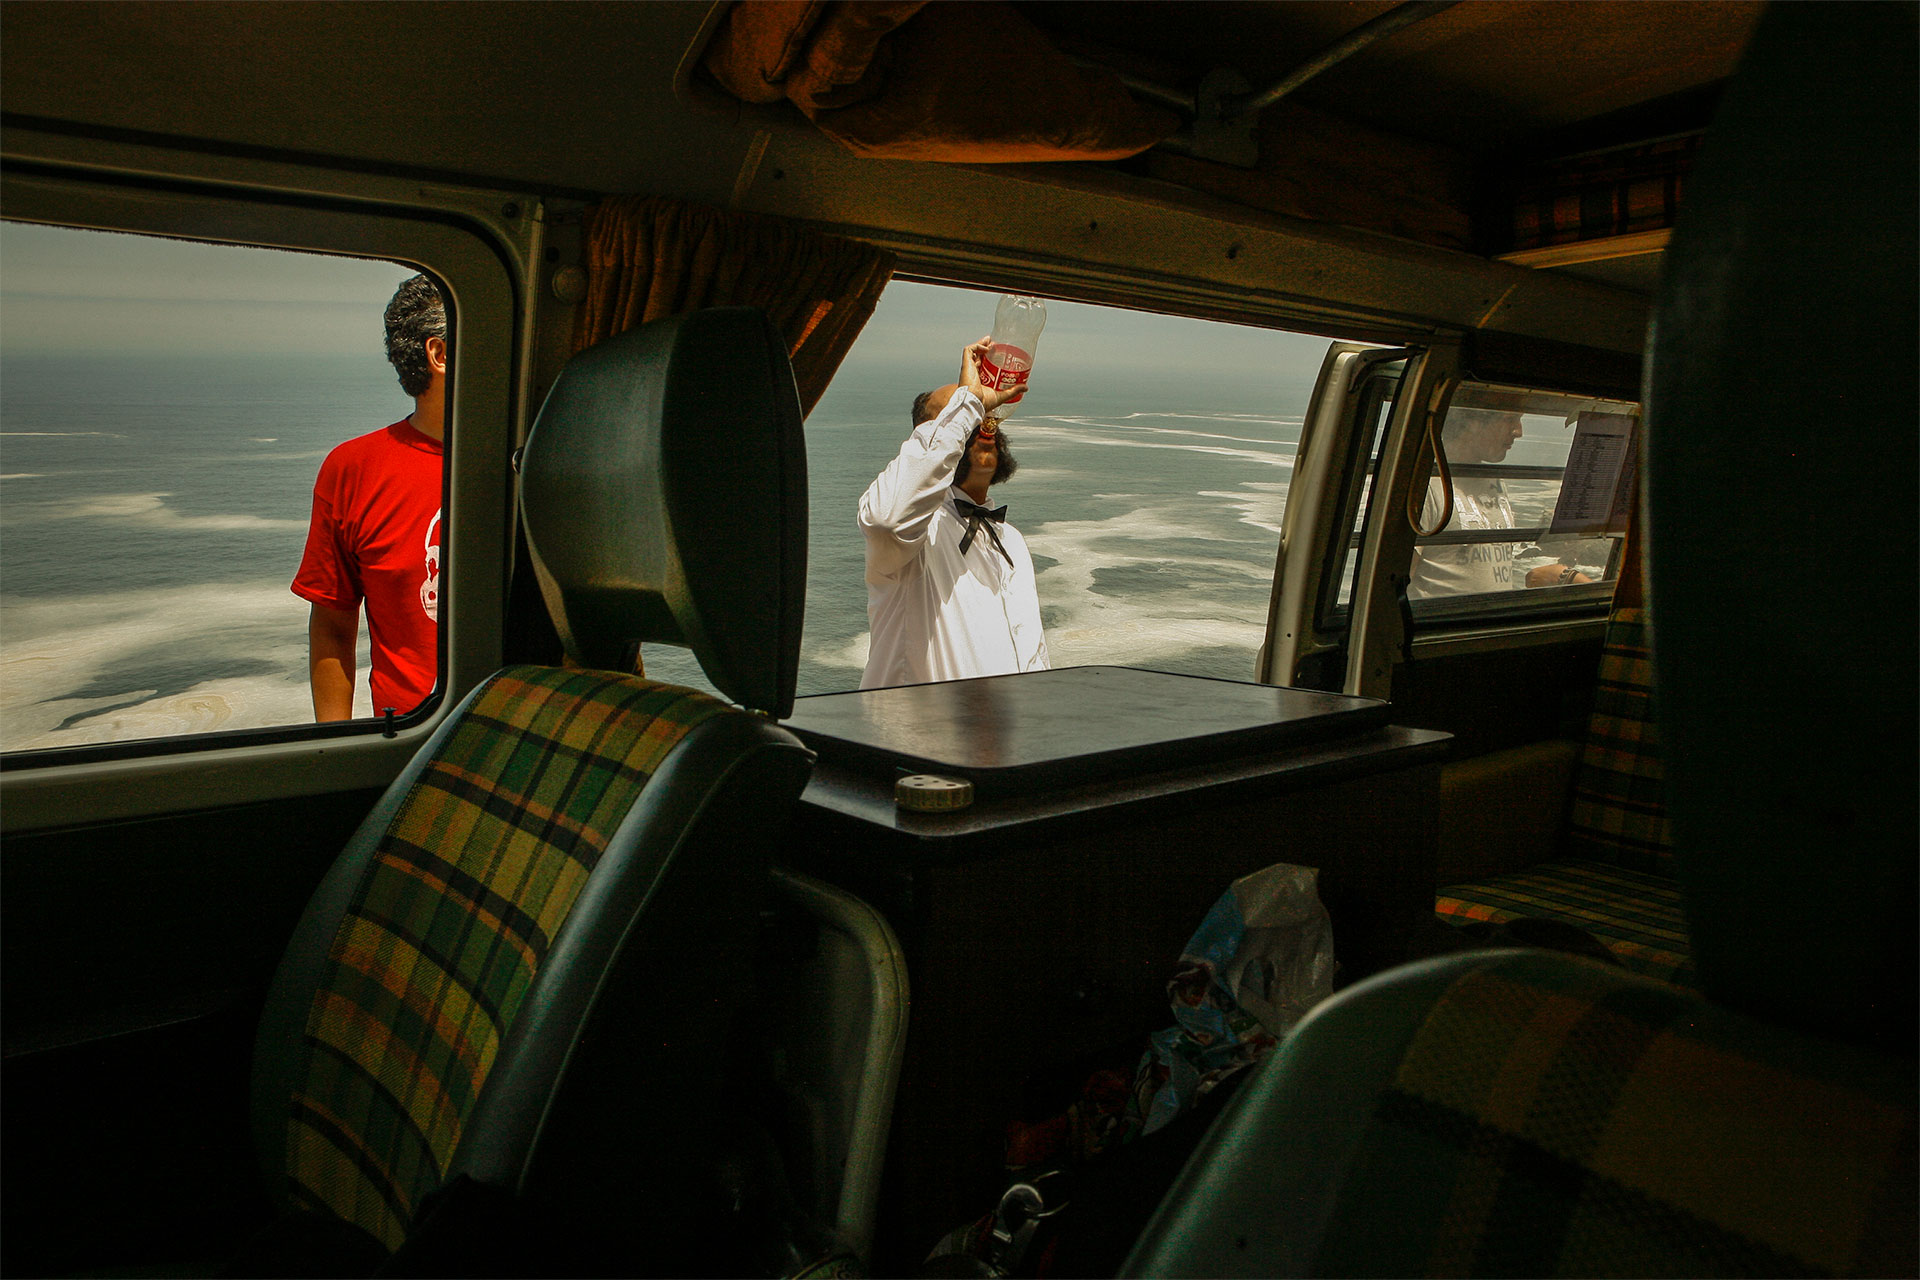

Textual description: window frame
[1257,342,1415,688]
[0,139,530,831]
[1399,379,1639,625]
[1265,346,1638,700]
[1314,359,1403,631]
[1,226,458,759]
[795,270,1417,694]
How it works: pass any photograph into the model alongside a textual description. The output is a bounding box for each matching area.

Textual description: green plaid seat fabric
[1563,607,1672,875]
[283,665,728,1250]
[1438,606,1690,985]
[1314,957,1919,1278]
[1436,859,1693,988]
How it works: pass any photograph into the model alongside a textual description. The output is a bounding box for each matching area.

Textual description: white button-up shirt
[858,388,1050,689]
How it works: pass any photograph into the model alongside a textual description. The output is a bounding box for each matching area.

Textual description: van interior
[1,3,1912,1276]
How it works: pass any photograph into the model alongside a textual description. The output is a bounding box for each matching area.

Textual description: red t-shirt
[292,418,444,715]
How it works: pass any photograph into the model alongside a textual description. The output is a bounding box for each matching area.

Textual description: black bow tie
[954,497,1014,566]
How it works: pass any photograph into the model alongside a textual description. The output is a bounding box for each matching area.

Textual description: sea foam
[0,580,370,751]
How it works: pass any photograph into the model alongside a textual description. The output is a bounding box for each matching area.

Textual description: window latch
[1393,573,1416,666]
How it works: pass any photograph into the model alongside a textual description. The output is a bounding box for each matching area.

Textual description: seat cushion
[283,666,728,1251]
[1437,858,1693,988]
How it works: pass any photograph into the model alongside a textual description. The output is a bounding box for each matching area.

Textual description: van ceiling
[3,1,1761,294]
[1018,0,1761,159]
[1012,0,1763,291]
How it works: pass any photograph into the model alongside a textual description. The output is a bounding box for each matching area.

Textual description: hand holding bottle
[961,335,1026,412]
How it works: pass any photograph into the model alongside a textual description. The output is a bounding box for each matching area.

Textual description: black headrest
[519,307,807,718]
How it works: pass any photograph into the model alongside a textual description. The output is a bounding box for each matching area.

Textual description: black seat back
[1643,1,1916,1051]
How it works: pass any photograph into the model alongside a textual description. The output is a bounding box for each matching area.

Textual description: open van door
[1258,342,1447,694]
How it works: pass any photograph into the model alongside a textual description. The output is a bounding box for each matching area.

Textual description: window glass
[1406,381,1638,616]
[1327,367,1398,616]
[0,222,428,752]
[641,280,1357,694]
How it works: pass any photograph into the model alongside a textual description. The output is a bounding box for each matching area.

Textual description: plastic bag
[1137,862,1335,1134]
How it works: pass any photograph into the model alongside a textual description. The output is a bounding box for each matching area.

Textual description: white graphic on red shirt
[422,509,441,622]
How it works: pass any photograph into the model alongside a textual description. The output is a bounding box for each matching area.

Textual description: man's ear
[425,334,449,375]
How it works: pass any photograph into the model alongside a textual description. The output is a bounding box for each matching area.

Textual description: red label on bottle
[980,343,1032,391]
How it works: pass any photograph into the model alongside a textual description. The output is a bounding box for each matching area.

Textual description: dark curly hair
[911,388,944,427]
[955,417,1017,487]
[384,273,447,397]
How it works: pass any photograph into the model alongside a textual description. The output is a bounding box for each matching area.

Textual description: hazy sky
[837,280,1337,390]
[1,220,1345,383]
[1,221,415,356]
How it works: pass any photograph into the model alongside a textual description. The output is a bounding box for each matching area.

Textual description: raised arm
[858,387,982,574]
[859,337,1031,578]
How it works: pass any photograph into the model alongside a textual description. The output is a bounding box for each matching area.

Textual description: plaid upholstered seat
[1559,608,1672,876]
[280,666,728,1249]
[1436,858,1691,987]
[1123,950,1919,1278]
[246,309,818,1274]
[1436,608,1692,985]
[247,660,816,1274]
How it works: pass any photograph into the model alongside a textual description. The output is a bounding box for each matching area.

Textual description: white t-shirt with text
[1408,476,1518,599]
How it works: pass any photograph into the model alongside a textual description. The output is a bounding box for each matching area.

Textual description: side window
[0,222,441,753]
[1406,382,1637,618]
[643,280,1372,694]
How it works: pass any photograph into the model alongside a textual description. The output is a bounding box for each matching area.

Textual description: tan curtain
[704,0,925,112]
[572,195,895,415]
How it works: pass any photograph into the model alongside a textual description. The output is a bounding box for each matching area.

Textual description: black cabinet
[780,668,1450,1268]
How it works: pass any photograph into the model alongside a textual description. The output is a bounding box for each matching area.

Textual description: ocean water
[627,357,1321,698]
[0,346,1331,750]
[0,352,410,748]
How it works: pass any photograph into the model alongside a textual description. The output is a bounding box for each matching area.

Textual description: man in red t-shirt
[292,274,446,721]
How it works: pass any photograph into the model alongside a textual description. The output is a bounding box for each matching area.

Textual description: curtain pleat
[572,196,895,415]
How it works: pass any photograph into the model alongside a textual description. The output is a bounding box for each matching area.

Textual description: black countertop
[786,665,1397,800]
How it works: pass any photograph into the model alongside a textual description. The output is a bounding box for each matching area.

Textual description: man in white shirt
[859,336,1051,688]
[1409,407,1593,598]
